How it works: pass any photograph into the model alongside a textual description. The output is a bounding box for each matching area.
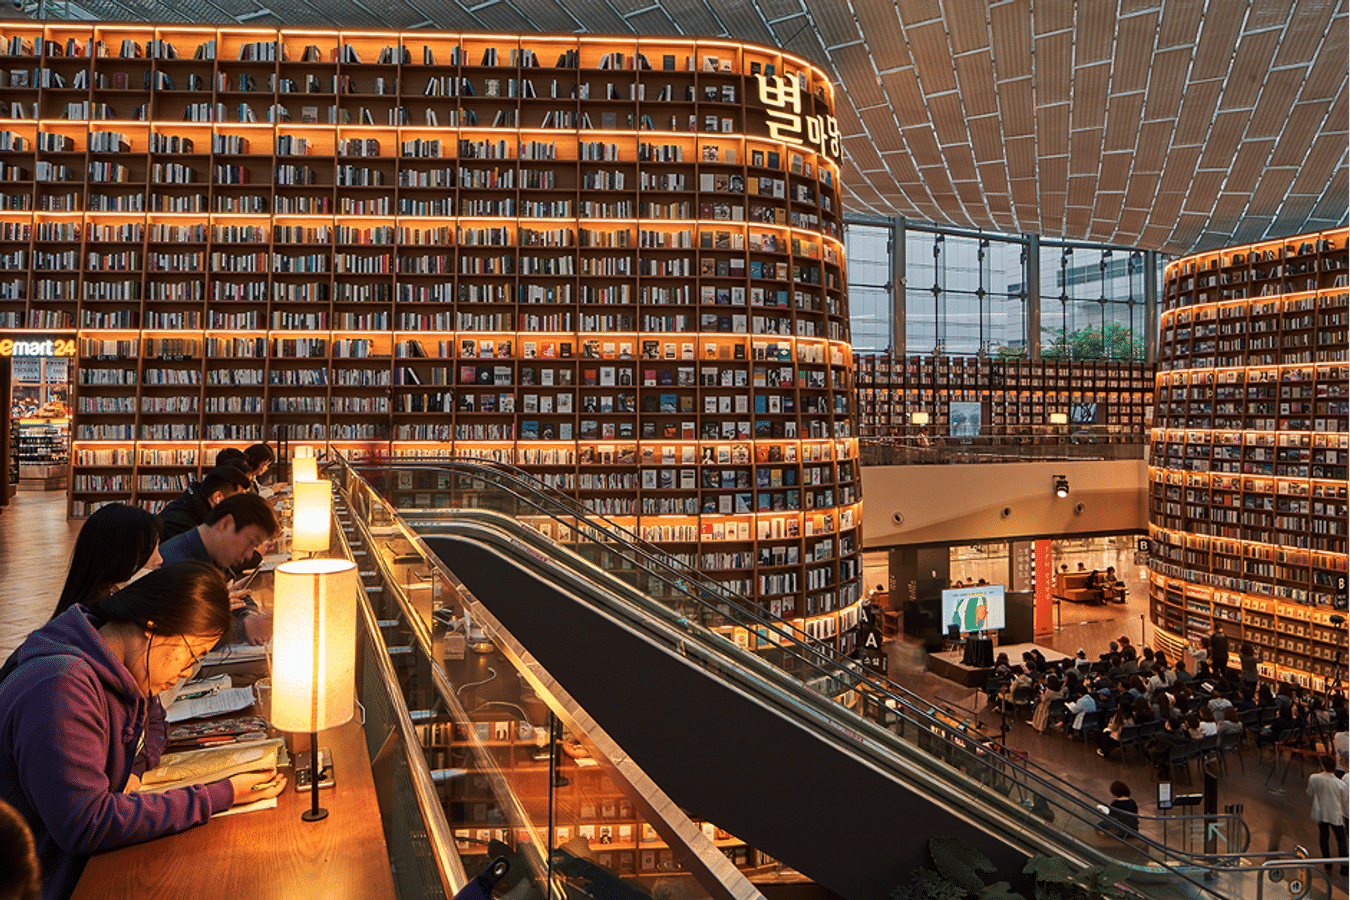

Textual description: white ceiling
[30,0,1348,255]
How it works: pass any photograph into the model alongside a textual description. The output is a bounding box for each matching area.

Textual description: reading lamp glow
[910,411,930,425]
[292,455,318,483]
[1054,475,1070,498]
[1048,412,1069,425]
[271,558,357,823]
[292,479,332,554]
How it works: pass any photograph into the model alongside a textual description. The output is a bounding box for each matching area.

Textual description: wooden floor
[0,491,83,661]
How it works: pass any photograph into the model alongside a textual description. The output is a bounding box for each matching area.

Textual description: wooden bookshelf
[1149,227,1349,692]
[0,23,858,616]
[852,354,1153,439]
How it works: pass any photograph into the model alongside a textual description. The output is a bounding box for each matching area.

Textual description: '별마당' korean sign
[755,74,840,162]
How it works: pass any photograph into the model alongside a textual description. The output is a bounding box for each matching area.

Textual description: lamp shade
[292,455,318,483]
[292,479,332,553]
[271,558,358,733]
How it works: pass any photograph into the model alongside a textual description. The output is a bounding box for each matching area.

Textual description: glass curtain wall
[848,221,1163,360]
[843,222,891,352]
[1039,244,1149,361]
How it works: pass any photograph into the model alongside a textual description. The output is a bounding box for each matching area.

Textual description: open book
[139,738,285,793]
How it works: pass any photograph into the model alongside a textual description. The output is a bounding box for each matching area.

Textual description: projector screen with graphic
[942,585,1006,634]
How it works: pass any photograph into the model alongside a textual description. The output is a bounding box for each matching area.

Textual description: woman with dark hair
[51,504,163,620]
[1239,641,1260,689]
[0,798,41,900]
[0,562,287,900]
[243,443,285,496]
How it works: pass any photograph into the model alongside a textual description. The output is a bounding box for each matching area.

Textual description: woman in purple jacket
[0,561,287,900]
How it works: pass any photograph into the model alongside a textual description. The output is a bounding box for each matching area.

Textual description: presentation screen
[942,584,1006,634]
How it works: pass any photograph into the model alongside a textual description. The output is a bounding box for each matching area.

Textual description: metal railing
[333,475,750,900]
[333,453,1254,896]
[860,434,1148,465]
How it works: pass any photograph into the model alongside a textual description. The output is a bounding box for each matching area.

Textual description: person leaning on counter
[158,493,280,645]
[0,561,287,900]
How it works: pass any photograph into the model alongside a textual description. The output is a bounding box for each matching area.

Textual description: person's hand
[243,612,272,645]
[229,769,286,805]
[228,589,251,611]
[124,773,141,793]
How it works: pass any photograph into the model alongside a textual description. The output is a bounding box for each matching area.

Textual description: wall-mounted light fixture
[1054,475,1070,498]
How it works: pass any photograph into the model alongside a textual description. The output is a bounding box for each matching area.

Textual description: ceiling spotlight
[1054,475,1070,498]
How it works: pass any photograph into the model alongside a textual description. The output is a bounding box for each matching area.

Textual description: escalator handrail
[347,458,1116,811]
[334,464,1242,885]
[337,457,1243,891]
[418,506,1251,886]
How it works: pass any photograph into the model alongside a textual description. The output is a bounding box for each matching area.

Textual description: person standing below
[1307,754,1349,875]
[1209,628,1230,680]
[1239,642,1260,691]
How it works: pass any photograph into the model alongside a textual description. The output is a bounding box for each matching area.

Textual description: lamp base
[301,807,329,822]
[293,747,334,791]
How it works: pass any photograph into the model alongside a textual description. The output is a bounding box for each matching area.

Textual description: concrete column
[1026,233,1041,360]
[890,216,905,355]
[1144,249,1159,364]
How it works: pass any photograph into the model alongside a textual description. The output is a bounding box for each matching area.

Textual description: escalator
[344,458,1248,900]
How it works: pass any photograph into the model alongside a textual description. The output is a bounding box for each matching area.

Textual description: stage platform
[928,641,1072,689]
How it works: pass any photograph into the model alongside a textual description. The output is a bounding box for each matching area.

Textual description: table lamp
[292,479,332,556]
[271,558,358,822]
[292,454,318,483]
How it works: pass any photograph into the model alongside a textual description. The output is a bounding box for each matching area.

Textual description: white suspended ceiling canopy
[29,0,1348,256]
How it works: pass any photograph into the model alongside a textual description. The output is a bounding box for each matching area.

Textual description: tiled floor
[0,491,83,661]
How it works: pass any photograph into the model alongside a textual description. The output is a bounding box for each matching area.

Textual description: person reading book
[159,493,279,645]
[50,503,163,620]
[0,561,287,900]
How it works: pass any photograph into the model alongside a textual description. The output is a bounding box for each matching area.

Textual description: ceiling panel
[989,0,1032,81]
[954,52,998,117]
[1247,67,1314,139]
[1074,0,1114,64]
[852,1,911,71]
[1033,29,1072,106]
[1142,46,1194,121]
[1155,0,1202,49]
[945,2,988,56]
[906,20,958,94]
[1190,8,1247,81]
[54,0,1343,254]
[1219,28,1281,111]
[1111,12,1160,95]
[1272,0,1337,67]
[1102,92,1146,154]
[927,92,969,148]
[1070,62,1109,131]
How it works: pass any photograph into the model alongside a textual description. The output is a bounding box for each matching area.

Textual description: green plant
[890,838,1137,900]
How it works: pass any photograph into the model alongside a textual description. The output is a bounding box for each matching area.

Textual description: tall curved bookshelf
[0,23,862,629]
[1149,227,1348,691]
